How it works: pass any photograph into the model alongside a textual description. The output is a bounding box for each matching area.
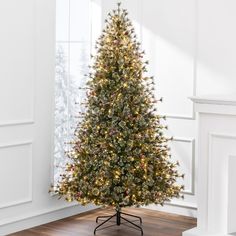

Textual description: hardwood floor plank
[9,208,196,236]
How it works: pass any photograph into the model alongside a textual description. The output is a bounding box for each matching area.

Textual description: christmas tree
[54,3,183,234]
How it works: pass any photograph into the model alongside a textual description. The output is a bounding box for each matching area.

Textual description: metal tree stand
[94,208,143,235]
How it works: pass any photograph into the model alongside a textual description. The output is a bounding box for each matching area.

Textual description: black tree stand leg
[121,211,142,224]
[94,213,117,234]
[120,216,143,235]
[94,208,143,235]
[96,214,115,223]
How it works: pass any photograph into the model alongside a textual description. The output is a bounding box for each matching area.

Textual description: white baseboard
[183,227,232,236]
[142,202,197,218]
[0,204,98,236]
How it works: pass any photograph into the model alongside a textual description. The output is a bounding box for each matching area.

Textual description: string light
[52,3,183,208]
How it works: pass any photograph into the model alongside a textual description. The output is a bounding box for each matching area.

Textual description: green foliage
[54,3,183,208]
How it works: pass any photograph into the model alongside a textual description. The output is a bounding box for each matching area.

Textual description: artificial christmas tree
[53,3,183,235]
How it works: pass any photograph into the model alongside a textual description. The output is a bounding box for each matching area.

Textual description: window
[54,0,101,183]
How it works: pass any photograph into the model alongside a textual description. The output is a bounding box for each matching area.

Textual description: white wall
[101,0,236,217]
[0,0,94,235]
[1,0,236,234]
[197,0,236,95]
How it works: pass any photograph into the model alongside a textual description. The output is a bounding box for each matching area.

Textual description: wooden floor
[10,208,196,236]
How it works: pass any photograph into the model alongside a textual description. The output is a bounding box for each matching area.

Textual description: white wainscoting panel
[0,0,35,126]
[228,155,236,234]
[171,138,195,195]
[0,142,32,209]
